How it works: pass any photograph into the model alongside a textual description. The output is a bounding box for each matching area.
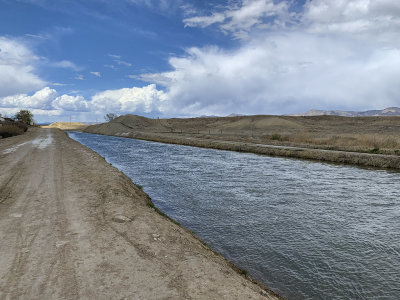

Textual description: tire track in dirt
[52,143,79,299]
[0,148,43,298]
[0,161,25,205]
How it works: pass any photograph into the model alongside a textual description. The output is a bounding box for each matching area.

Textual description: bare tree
[104,113,118,122]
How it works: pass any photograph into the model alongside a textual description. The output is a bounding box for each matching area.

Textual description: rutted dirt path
[0,128,280,299]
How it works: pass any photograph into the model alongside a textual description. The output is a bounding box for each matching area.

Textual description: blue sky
[0,0,400,123]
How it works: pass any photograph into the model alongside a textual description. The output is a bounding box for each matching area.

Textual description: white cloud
[104,64,117,70]
[129,0,184,13]
[90,71,101,77]
[115,59,132,67]
[51,82,69,86]
[3,1,400,120]
[123,0,398,115]
[0,87,56,110]
[0,84,168,117]
[0,86,89,113]
[53,94,89,111]
[108,54,121,59]
[24,33,47,39]
[184,0,400,41]
[1,84,168,117]
[184,0,292,39]
[108,54,132,67]
[51,60,81,71]
[0,37,46,97]
[75,74,85,80]
[0,107,61,118]
[91,84,167,114]
[303,0,400,40]
[140,32,400,115]
[184,13,226,28]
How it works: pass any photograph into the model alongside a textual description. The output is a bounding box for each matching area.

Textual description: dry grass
[264,132,400,155]
[84,114,400,156]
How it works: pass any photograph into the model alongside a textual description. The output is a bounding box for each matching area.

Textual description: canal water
[68,131,400,299]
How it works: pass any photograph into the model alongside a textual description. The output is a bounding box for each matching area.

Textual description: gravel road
[0,128,279,299]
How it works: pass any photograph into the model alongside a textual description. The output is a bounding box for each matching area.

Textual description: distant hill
[293,107,400,117]
[197,113,246,118]
[226,113,246,117]
[42,122,88,130]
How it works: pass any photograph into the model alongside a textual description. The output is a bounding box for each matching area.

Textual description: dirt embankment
[83,115,400,170]
[42,122,89,131]
[0,127,280,299]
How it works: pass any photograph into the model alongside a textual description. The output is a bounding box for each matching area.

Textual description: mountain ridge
[292,107,400,117]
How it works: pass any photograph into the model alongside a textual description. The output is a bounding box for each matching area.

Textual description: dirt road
[0,128,279,299]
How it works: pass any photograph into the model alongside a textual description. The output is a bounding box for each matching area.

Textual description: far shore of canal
[82,129,400,170]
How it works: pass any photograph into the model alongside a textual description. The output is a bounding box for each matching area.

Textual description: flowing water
[69,131,400,299]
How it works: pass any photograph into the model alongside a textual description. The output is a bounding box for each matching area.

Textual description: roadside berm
[0,128,280,299]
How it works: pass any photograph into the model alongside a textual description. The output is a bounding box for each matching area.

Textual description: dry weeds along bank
[85,130,400,170]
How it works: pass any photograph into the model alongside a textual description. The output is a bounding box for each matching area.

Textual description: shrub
[14,121,28,132]
[104,113,118,122]
[271,133,281,141]
[368,147,380,154]
[0,124,24,138]
[15,110,34,125]
[240,268,248,276]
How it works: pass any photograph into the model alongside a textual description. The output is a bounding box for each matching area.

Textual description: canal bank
[83,128,400,170]
[70,131,400,300]
[0,128,280,299]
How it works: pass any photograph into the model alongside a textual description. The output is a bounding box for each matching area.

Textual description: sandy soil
[0,128,280,299]
[42,122,89,131]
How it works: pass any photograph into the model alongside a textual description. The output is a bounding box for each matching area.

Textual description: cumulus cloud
[0,37,46,97]
[130,0,400,115]
[91,84,167,114]
[0,83,168,119]
[3,1,400,120]
[52,94,89,111]
[0,87,56,110]
[142,35,400,115]
[0,86,89,112]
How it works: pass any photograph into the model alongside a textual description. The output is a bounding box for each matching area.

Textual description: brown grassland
[84,114,400,155]
[80,114,400,169]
